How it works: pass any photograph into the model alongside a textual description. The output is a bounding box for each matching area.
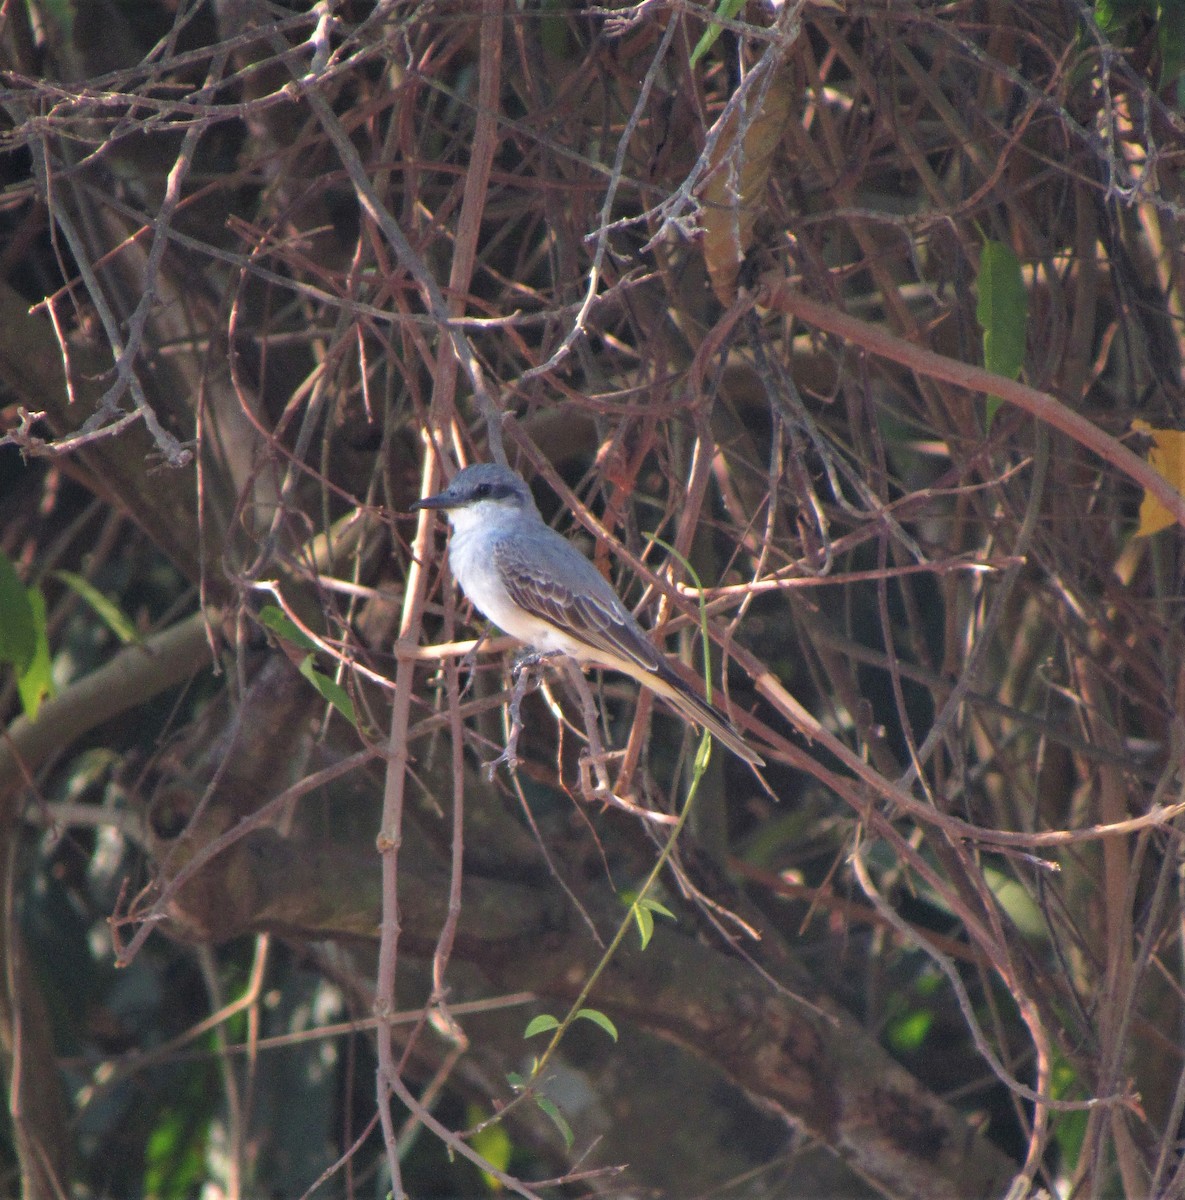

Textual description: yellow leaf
[1133,420,1185,537]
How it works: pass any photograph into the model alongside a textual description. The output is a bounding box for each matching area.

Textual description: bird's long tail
[649,664,764,767]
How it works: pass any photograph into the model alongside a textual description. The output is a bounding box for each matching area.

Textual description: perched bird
[413,462,763,766]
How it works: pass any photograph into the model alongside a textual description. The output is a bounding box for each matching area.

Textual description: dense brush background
[1,0,1184,1196]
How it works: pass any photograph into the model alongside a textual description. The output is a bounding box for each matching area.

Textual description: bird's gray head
[412,463,540,522]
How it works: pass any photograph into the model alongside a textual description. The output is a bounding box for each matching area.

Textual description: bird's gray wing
[494,530,764,766]
[492,532,662,672]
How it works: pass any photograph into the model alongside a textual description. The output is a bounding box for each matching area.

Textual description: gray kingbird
[413,462,763,766]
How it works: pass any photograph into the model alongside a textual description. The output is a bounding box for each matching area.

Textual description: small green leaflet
[0,549,36,672]
[53,570,141,645]
[631,895,676,950]
[534,1096,574,1149]
[1092,0,1142,29]
[257,604,356,725]
[976,239,1027,427]
[690,0,746,67]
[523,1014,560,1039]
[575,1008,618,1042]
[466,1104,512,1188]
[257,604,318,652]
[16,587,53,720]
[0,551,53,719]
[887,1008,934,1053]
[524,1009,618,1043]
[1159,0,1185,106]
[297,655,357,726]
[1092,0,1184,104]
[506,1072,574,1149]
[539,0,569,58]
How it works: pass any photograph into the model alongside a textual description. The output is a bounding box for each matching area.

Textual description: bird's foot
[482,651,561,779]
[511,648,562,678]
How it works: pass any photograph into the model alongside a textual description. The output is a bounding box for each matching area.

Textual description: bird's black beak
[411,492,452,512]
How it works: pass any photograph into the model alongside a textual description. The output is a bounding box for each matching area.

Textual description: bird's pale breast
[449,521,579,654]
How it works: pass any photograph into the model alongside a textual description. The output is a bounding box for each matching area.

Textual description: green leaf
[0,549,36,672]
[632,902,655,950]
[53,570,141,645]
[467,1105,513,1189]
[1093,0,1146,31]
[887,1009,934,1053]
[540,0,570,58]
[523,1014,561,1039]
[39,0,75,39]
[983,863,1047,939]
[505,1071,525,1092]
[575,1008,618,1042]
[142,1063,217,1200]
[629,893,677,950]
[690,0,747,67]
[1050,1052,1088,1167]
[638,895,677,922]
[297,655,357,726]
[16,587,54,720]
[143,1106,208,1199]
[261,608,354,723]
[975,239,1027,427]
[1159,0,1185,103]
[257,604,318,652]
[534,1096,573,1149]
